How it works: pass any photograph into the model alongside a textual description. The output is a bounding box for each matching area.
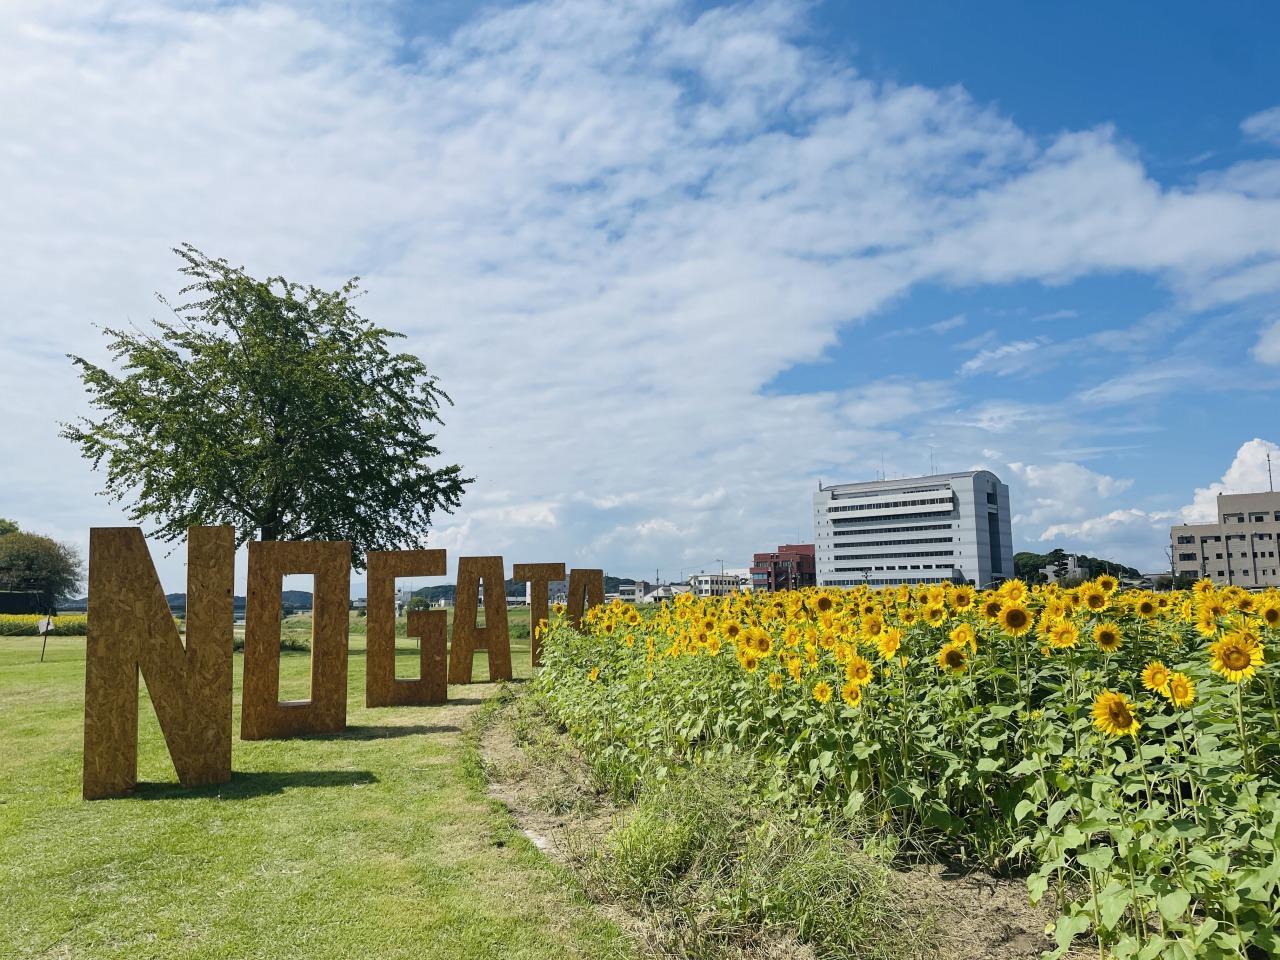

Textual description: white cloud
[2,0,1279,587]
[929,314,967,333]
[958,339,1044,376]
[1034,439,1279,569]
[1242,105,1280,145]
[1039,508,1169,543]
[1006,460,1133,528]
[1178,438,1280,522]
[1252,319,1280,365]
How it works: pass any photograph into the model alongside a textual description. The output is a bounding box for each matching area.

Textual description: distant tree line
[1012,548,1140,586]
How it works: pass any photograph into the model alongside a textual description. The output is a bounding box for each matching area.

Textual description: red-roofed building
[750,544,815,592]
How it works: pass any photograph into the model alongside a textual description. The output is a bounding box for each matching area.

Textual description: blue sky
[2,0,1280,590]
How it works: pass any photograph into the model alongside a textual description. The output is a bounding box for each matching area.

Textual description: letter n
[82,526,234,800]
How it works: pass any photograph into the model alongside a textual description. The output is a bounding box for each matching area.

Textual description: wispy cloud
[1242,105,1280,145]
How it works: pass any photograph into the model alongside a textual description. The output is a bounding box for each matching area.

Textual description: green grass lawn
[0,615,631,960]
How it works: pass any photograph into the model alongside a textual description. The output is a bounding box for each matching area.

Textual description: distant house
[617,580,653,603]
[1039,554,1087,584]
[639,583,690,603]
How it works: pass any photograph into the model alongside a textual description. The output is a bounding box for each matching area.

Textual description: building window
[1176,535,1194,544]
[1178,553,1196,561]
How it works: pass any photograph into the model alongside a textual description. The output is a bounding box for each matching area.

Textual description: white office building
[688,573,743,597]
[814,470,1013,588]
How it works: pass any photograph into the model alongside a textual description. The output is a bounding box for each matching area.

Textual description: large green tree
[0,528,83,608]
[62,245,471,566]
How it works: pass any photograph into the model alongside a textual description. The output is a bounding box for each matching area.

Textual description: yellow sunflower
[876,627,903,661]
[949,622,977,652]
[1078,584,1108,612]
[1141,660,1171,694]
[752,629,773,656]
[1047,620,1079,650]
[767,671,785,691]
[845,653,873,686]
[998,604,1033,636]
[840,680,863,707]
[1092,690,1139,737]
[980,597,1003,621]
[1258,599,1280,629]
[1166,672,1195,708]
[1096,574,1119,594]
[936,642,968,674]
[813,680,833,704]
[588,666,600,683]
[1093,622,1123,654]
[923,604,948,627]
[1209,632,1264,683]
[1133,595,1158,620]
[950,584,976,609]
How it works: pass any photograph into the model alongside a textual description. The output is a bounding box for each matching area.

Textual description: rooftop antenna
[1269,451,1275,493]
[929,446,935,475]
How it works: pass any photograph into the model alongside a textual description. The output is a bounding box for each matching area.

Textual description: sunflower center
[1223,647,1249,670]
[1107,702,1132,727]
[1005,609,1028,629]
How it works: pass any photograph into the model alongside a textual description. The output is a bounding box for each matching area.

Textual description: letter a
[83,527,234,800]
[448,556,512,684]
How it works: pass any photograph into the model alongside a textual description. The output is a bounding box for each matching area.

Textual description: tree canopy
[0,527,83,609]
[62,245,472,567]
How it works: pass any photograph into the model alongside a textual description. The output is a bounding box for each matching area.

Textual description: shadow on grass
[321,724,461,740]
[130,769,378,801]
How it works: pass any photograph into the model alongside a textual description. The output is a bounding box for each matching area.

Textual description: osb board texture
[241,540,351,740]
[567,568,604,631]
[448,556,512,684]
[366,549,447,707]
[512,562,564,667]
[83,526,234,800]
[407,610,448,704]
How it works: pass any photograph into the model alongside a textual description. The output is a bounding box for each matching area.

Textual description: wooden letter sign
[366,549,447,707]
[448,556,512,684]
[566,568,605,631]
[511,562,564,667]
[83,526,234,800]
[241,540,351,739]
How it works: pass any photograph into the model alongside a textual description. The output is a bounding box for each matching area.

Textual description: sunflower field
[535,578,1279,960]
[0,613,87,635]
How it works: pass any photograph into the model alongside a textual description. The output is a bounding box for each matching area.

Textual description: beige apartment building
[1170,491,1280,588]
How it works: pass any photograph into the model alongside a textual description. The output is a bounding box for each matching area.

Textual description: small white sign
[37,616,54,634]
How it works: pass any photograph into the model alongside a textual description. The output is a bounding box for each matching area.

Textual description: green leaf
[1156,890,1190,923]
[1096,883,1130,930]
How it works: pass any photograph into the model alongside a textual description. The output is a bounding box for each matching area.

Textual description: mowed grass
[0,611,631,960]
